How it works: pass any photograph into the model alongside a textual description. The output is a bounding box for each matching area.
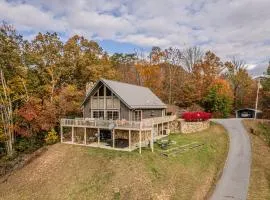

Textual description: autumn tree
[25,32,63,102]
[0,22,28,155]
[192,51,224,101]
[224,58,253,109]
[261,62,270,118]
[135,61,163,97]
[203,79,233,118]
[61,35,116,90]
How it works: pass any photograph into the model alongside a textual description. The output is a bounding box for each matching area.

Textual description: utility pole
[253,75,270,119]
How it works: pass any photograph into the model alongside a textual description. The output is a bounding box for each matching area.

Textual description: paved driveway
[210,118,251,200]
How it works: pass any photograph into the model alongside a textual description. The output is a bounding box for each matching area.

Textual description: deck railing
[60,115,176,130]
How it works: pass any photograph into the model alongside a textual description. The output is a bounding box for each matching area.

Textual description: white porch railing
[60,115,176,130]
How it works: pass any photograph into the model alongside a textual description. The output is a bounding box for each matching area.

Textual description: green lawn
[0,124,228,200]
[243,119,270,200]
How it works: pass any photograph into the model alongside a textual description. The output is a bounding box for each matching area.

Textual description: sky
[0,0,270,75]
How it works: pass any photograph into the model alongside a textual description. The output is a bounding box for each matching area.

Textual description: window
[93,111,104,119]
[106,88,112,96]
[107,111,113,120]
[113,111,119,120]
[99,111,104,119]
[93,111,99,118]
[99,86,104,96]
[107,111,119,120]
[134,110,141,121]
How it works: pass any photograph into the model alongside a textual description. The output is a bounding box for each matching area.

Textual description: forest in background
[0,22,269,157]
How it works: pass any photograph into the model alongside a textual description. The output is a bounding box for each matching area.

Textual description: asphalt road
[210,118,251,200]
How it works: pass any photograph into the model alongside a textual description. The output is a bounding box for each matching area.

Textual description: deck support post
[60,125,63,143]
[129,130,131,151]
[112,129,115,148]
[162,122,164,135]
[151,125,154,152]
[139,130,142,154]
[97,128,100,146]
[84,127,87,145]
[71,126,74,143]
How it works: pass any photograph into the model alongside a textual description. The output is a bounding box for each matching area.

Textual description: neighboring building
[82,79,167,121]
[235,108,262,118]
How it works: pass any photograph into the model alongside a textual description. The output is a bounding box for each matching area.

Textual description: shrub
[14,137,40,153]
[182,111,212,122]
[45,129,59,145]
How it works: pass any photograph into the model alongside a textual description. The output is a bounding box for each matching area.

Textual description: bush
[45,129,59,145]
[14,137,41,153]
[182,112,212,122]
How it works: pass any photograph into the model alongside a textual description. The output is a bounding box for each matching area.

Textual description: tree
[26,32,63,102]
[203,79,233,118]
[0,70,14,155]
[261,62,270,118]
[62,35,116,89]
[0,22,28,155]
[135,62,163,97]
[163,47,183,104]
[224,59,253,109]
[181,46,203,72]
[111,53,138,84]
[192,51,224,101]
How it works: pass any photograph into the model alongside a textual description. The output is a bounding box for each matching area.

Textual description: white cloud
[0,0,269,74]
[0,0,66,31]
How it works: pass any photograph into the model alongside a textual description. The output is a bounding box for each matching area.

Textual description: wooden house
[60,79,176,153]
[81,79,167,121]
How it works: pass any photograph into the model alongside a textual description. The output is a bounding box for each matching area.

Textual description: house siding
[120,102,130,120]
[142,109,164,119]
[83,100,91,118]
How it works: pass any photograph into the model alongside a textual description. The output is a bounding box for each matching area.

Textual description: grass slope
[0,124,228,200]
[243,119,270,200]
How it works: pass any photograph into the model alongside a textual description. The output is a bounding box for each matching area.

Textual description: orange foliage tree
[135,62,164,97]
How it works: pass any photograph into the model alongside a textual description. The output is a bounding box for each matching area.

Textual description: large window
[93,111,105,119]
[107,111,119,120]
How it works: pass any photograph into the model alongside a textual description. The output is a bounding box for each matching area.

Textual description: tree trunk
[0,70,14,155]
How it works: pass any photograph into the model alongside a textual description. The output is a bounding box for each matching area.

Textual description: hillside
[243,120,270,200]
[0,124,228,200]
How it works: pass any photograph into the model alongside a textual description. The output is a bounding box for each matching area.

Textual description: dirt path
[210,118,251,200]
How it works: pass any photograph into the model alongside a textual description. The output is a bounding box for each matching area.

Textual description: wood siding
[120,102,130,120]
[142,109,164,119]
[83,100,91,118]
[83,83,121,119]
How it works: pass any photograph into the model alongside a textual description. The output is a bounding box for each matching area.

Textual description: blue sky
[1,0,270,75]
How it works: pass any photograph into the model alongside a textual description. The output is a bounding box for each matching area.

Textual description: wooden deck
[60,115,176,153]
[60,115,176,130]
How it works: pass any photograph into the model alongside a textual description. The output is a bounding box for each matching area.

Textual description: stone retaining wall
[179,120,210,134]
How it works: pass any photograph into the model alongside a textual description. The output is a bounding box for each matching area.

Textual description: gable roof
[82,79,166,109]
